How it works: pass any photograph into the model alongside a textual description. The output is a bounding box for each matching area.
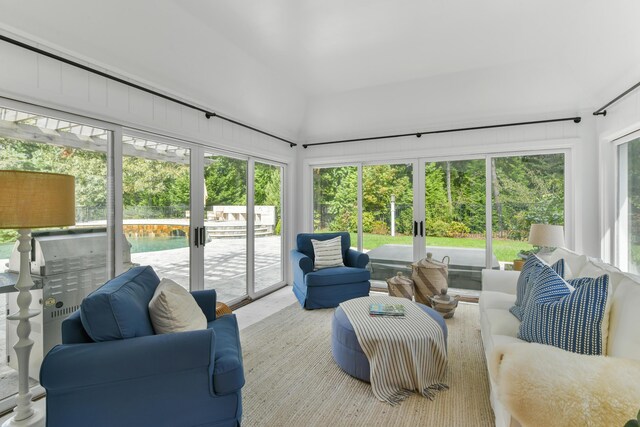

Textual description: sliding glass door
[201,154,286,302]
[202,153,248,301]
[421,159,487,290]
[122,135,191,289]
[362,163,414,282]
[254,162,284,294]
[310,151,568,292]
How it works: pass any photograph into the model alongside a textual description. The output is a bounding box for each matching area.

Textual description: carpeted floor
[240,301,495,427]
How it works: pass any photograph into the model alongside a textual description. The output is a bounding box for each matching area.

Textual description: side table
[216,301,232,317]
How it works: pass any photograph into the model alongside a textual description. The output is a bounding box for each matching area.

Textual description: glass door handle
[420,221,424,237]
[194,227,199,248]
[200,227,206,247]
[414,221,418,237]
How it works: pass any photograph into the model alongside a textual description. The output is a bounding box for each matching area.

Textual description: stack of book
[369,303,405,317]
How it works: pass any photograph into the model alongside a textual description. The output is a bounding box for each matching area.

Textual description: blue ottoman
[331,302,448,382]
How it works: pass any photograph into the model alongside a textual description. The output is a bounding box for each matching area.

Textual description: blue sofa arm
[291,249,313,284]
[41,328,217,394]
[345,249,369,269]
[191,289,217,322]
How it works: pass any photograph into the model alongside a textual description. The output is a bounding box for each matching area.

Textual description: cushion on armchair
[149,278,207,334]
[305,266,370,287]
[80,266,160,342]
[296,232,350,261]
[311,236,345,269]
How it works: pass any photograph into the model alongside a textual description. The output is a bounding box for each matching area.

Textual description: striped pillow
[510,256,565,320]
[311,236,344,270]
[519,266,610,355]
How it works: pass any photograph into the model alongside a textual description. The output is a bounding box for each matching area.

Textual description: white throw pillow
[311,236,344,270]
[148,278,207,334]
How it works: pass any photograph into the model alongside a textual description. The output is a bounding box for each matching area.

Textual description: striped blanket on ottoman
[340,295,448,405]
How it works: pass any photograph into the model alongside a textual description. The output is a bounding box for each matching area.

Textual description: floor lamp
[0,170,75,427]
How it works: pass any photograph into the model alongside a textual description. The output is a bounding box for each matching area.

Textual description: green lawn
[349,232,531,262]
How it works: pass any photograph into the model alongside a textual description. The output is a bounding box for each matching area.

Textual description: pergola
[0,107,190,164]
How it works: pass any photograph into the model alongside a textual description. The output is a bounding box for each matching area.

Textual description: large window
[617,137,640,274]
[311,152,567,291]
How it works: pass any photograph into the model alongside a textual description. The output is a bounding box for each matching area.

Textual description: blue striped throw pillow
[518,266,610,355]
[509,256,565,320]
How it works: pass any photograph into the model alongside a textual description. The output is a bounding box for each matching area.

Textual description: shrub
[0,229,18,244]
[445,221,470,237]
[371,221,389,235]
[274,219,281,235]
[426,219,449,237]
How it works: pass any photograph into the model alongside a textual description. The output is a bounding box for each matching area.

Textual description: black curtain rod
[593,80,640,117]
[303,116,582,148]
[0,34,297,147]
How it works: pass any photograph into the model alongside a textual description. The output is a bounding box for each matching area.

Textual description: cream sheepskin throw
[490,343,640,427]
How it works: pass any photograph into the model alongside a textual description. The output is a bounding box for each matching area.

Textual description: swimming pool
[0,236,189,261]
[127,236,189,253]
[0,243,12,260]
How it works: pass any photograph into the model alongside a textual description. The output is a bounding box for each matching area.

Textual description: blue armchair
[291,232,371,309]
[40,266,244,427]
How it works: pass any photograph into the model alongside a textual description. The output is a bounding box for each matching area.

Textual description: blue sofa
[291,232,371,309]
[40,266,244,427]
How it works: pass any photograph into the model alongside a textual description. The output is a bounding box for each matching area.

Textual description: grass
[349,232,531,262]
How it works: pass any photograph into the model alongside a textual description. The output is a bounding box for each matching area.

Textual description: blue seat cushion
[81,266,160,342]
[305,266,370,287]
[209,315,245,395]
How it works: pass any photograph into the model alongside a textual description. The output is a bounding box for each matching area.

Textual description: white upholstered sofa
[480,247,640,427]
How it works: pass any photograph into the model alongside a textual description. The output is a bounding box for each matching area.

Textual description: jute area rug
[240,302,495,427]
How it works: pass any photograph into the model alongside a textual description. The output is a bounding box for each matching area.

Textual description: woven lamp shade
[528,223,564,248]
[0,170,75,229]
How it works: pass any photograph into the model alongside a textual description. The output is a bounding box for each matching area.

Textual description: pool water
[0,237,189,261]
[127,236,189,254]
[0,242,13,260]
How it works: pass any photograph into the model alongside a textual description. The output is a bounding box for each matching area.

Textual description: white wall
[298,110,602,258]
[0,39,299,283]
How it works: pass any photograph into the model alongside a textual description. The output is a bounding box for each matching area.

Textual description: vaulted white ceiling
[1,0,639,141]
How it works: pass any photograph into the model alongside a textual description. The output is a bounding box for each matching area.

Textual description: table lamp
[528,224,564,255]
[0,170,75,427]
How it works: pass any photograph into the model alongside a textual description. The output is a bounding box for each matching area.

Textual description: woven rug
[240,302,494,427]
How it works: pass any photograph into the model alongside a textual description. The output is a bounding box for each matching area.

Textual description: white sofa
[479,247,640,427]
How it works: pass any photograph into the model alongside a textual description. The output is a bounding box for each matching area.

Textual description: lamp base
[2,408,44,427]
